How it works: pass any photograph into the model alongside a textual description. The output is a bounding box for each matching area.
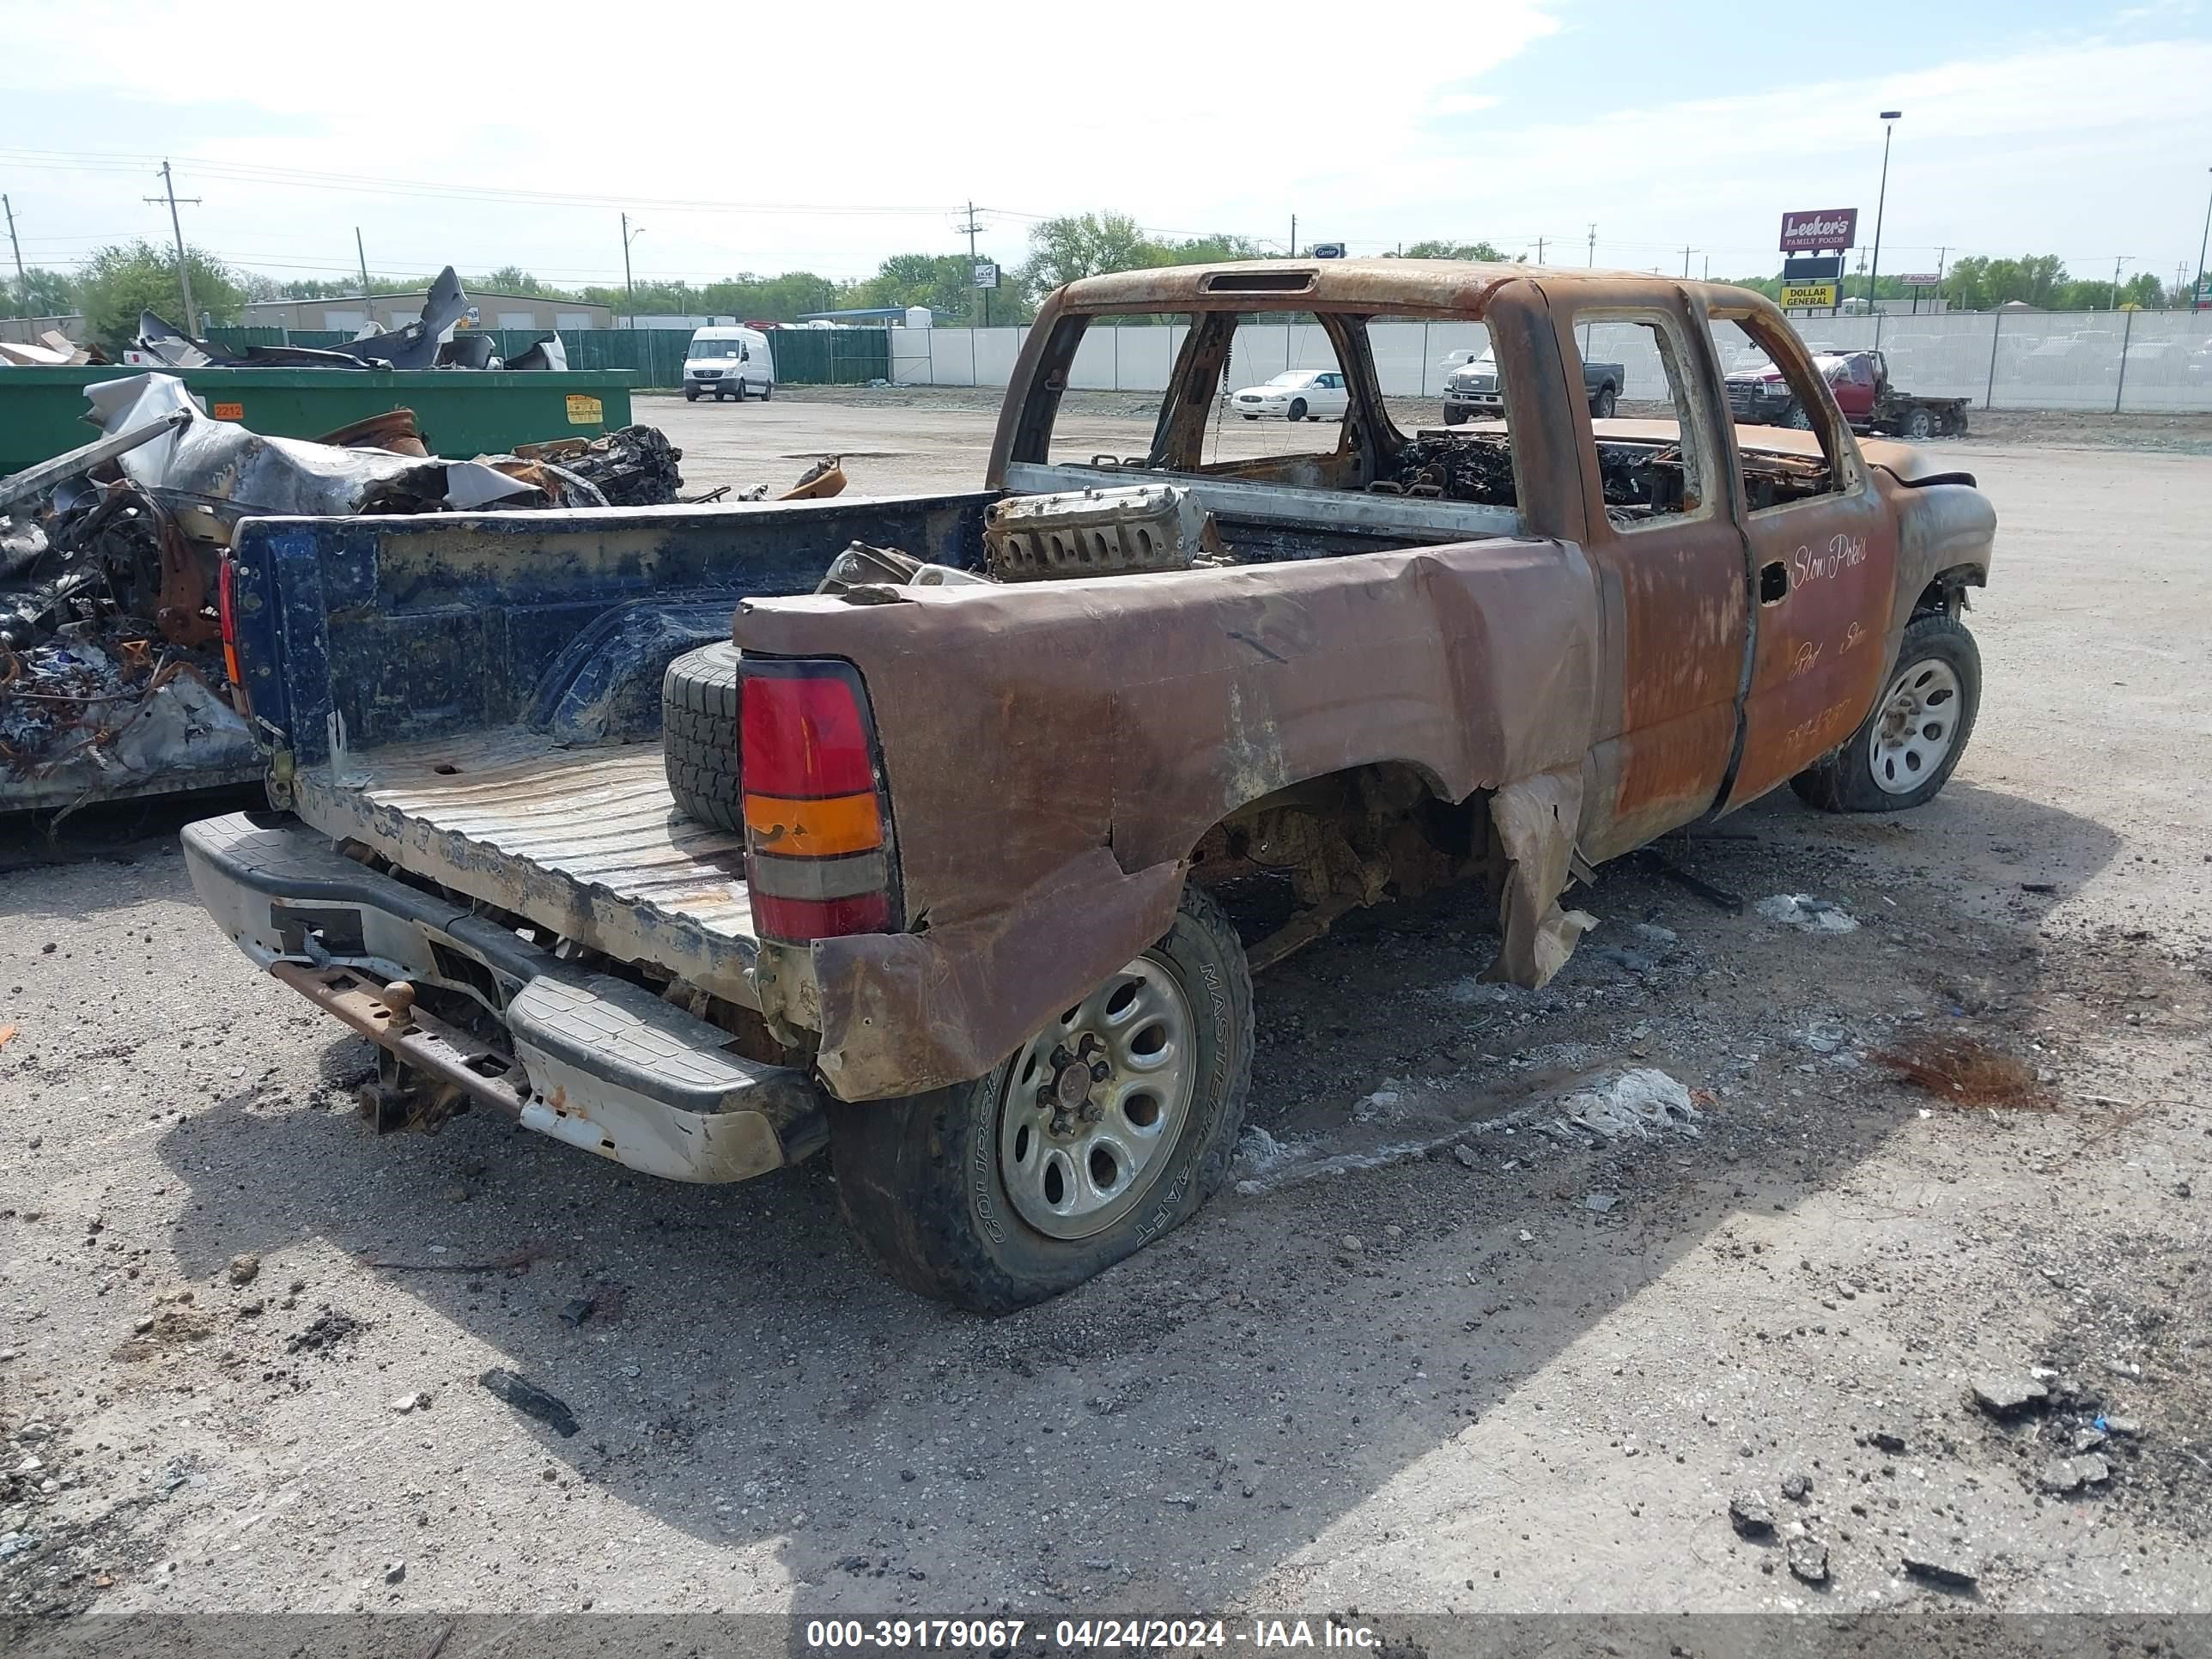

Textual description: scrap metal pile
[132,267,569,374]
[0,374,689,811]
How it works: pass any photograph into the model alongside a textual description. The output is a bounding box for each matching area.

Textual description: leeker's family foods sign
[1778,209,1859,252]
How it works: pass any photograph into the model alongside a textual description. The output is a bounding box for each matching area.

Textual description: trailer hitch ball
[381,981,416,1034]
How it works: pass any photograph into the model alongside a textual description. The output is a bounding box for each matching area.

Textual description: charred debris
[0,374,691,812]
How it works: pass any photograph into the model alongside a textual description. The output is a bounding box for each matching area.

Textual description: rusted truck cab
[723,262,1993,1308]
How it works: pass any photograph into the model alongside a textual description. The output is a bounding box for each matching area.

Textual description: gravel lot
[3,396,2209,1629]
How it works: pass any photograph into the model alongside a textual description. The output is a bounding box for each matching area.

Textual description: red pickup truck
[1726,346,1971,439]
[185,261,1997,1312]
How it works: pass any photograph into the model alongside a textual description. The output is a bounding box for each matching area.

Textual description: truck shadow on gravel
[139,781,2175,1614]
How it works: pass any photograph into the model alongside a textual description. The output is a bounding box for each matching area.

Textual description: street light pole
[621,212,644,327]
[2195,167,2212,312]
[1866,110,1901,315]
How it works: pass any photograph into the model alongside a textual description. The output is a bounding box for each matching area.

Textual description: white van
[682,325,775,403]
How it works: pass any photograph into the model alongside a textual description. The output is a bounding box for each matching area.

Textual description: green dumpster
[0,366,638,476]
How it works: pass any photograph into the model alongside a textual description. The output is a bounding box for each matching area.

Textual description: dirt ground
[2,395,2209,1634]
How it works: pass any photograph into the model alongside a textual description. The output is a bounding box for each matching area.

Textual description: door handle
[1759,560,1790,604]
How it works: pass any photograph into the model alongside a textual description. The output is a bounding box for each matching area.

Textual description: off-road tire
[1790,612,1981,814]
[828,882,1254,1315]
[661,641,742,831]
[1591,386,1619,420]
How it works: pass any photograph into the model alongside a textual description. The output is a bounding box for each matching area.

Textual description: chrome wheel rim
[998,954,1196,1241]
[1869,656,1962,795]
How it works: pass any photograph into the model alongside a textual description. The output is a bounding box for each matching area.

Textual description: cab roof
[1054,257,1765,319]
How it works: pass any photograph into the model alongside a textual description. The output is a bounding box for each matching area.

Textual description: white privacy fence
[890,311,2212,413]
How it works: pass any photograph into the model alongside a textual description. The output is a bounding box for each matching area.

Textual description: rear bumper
[182,811,827,1183]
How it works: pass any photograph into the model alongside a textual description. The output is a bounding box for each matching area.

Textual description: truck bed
[293,727,762,1006]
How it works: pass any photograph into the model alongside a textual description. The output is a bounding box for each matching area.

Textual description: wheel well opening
[1913,563,1985,618]
[1187,762,1485,971]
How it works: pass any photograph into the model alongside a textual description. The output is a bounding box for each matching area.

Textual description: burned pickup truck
[182,261,1996,1312]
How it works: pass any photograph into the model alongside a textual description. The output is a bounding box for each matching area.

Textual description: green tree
[850,252,1032,327]
[1158,233,1262,265]
[1942,254,2068,311]
[1400,239,1512,262]
[78,240,246,353]
[477,266,578,299]
[10,266,79,319]
[1020,211,1160,293]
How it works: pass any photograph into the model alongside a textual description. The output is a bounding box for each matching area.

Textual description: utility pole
[355,227,372,299]
[1587,223,1596,266]
[957,199,988,328]
[1290,213,1297,258]
[143,160,201,331]
[1866,110,1902,315]
[1682,245,1693,277]
[1535,236,1545,264]
[2111,254,2130,309]
[3,194,26,321]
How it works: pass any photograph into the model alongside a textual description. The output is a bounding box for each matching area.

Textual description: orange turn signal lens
[740,791,883,858]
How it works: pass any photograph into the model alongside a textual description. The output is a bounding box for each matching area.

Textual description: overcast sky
[3,0,2209,293]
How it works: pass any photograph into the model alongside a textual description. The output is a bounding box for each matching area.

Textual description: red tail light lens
[736,659,896,943]
[216,556,247,709]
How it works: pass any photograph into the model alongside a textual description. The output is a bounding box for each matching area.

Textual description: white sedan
[1229,368,1351,422]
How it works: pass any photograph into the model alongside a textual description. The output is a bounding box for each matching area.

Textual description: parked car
[1443,349,1623,422]
[682,325,775,403]
[185,260,1995,1313]
[1230,368,1350,422]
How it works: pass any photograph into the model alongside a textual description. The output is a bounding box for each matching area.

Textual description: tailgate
[290,727,763,1007]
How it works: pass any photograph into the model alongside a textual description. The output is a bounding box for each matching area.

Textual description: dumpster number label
[565,395,603,425]
[211,402,245,421]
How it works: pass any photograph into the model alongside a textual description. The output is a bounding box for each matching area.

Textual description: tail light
[216,556,248,711]
[737,658,896,942]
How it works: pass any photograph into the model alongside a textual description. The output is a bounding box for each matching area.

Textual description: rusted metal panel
[733,529,1602,1099]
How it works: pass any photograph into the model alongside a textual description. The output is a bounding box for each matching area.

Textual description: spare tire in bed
[662,641,743,831]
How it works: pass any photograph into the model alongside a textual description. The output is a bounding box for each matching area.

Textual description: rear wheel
[661,641,742,830]
[829,882,1253,1314]
[1591,386,1619,420]
[759,380,773,401]
[1903,404,1936,440]
[1790,612,1981,813]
